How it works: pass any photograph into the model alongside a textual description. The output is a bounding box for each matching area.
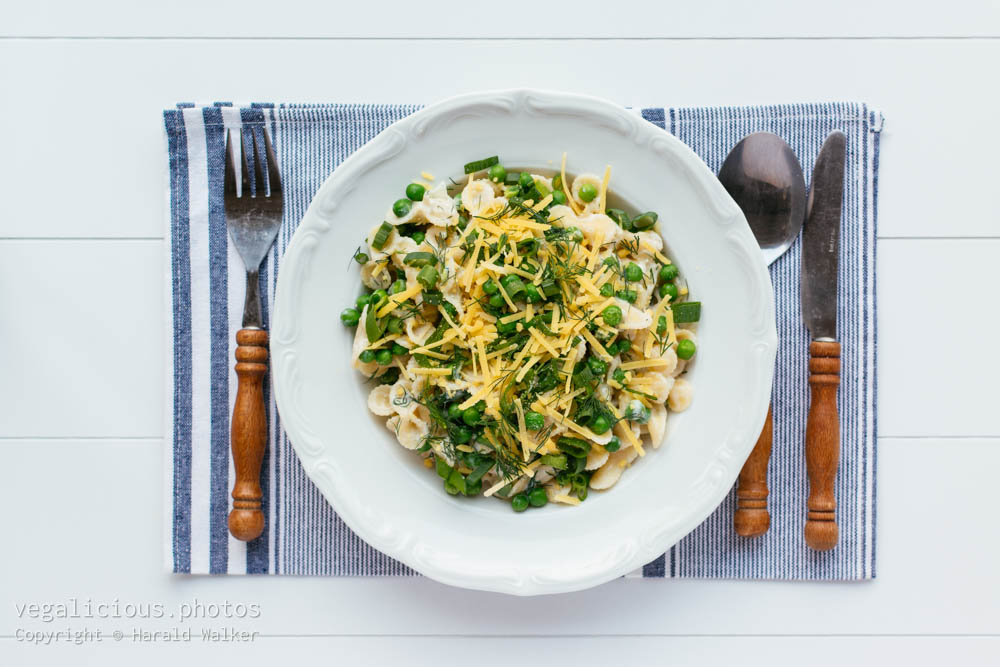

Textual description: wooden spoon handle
[805,340,840,551]
[228,328,268,542]
[734,403,772,537]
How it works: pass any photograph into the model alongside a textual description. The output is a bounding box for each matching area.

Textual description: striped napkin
[164,102,882,579]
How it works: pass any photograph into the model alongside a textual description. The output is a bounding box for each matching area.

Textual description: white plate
[271,89,776,595]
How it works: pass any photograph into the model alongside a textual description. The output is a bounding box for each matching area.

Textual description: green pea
[659,263,679,282]
[602,305,623,327]
[392,198,412,217]
[612,368,626,384]
[603,256,620,268]
[528,487,548,507]
[617,338,632,355]
[411,231,425,244]
[354,251,369,264]
[448,403,463,421]
[587,356,608,376]
[605,436,621,453]
[524,411,544,431]
[359,349,376,364]
[355,293,371,309]
[624,262,643,282]
[488,164,507,183]
[417,265,439,290]
[488,294,504,309]
[340,307,360,327]
[589,414,611,435]
[659,283,678,301]
[371,289,389,308]
[483,279,499,295]
[475,400,487,411]
[462,407,480,426]
[390,279,406,295]
[600,282,615,297]
[552,173,563,190]
[657,315,667,335]
[551,190,566,206]
[374,349,392,365]
[405,183,425,201]
[519,172,535,189]
[579,183,598,202]
[677,339,696,360]
[452,426,472,444]
[386,317,404,334]
[524,283,542,303]
[566,226,584,242]
[391,343,408,356]
[512,494,529,512]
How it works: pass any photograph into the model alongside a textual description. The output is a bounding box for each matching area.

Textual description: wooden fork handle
[805,340,840,551]
[735,403,772,537]
[228,328,268,542]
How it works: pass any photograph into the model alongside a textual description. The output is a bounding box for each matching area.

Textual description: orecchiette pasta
[341,155,700,511]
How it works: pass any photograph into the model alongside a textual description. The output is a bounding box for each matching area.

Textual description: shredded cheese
[597,164,611,214]
[560,152,582,215]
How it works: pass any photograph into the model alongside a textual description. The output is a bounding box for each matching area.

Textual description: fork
[224,127,282,542]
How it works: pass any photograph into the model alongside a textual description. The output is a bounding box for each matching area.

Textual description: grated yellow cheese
[528,328,559,357]
[377,283,423,317]
[610,405,645,457]
[560,152,582,215]
[620,358,672,371]
[420,171,434,181]
[363,333,401,351]
[515,355,541,383]
[553,494,581,506]
[409,330,458,354]
[532,194,553,211]
[412,367,454,376]
[499,310,527,325]
[581,328,613,362]
[597,165,611,214]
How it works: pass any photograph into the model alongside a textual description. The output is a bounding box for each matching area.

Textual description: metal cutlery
[719,133,807,537]
[224,127,283,542]
[801,130,847,551]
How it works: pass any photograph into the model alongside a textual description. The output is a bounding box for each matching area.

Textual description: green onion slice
[403,251,438,267]
[672,301,701,324]
[463,155,500,174]
[372,221,394,250]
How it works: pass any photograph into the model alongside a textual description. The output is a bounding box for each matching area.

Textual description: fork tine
[261,128,282,196]
[239,128,251,196]
[251,130,266,197]
[224,129,237,198]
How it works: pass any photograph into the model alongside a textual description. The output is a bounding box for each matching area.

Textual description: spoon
[719,132,806,537]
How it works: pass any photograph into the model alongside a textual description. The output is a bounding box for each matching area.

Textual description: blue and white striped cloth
[164,102,881,579]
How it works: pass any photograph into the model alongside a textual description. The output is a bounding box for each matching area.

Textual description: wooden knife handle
[734,403,772,537]
[805,340,840,551]
[228,328,268,542]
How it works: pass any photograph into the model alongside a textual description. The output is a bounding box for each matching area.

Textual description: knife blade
[801,130,846,552]
[801,131,846,340]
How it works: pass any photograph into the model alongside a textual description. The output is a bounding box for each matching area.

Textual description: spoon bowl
[719,132,807,265]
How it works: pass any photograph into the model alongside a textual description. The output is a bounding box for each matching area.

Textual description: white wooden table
[2,2,999,663]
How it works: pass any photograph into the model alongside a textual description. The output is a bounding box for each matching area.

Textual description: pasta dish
[337,155,700,511]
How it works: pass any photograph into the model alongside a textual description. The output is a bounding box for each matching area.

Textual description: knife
[801,130,846,551]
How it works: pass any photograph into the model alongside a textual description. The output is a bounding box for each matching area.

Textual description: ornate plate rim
[272,89,777,595]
